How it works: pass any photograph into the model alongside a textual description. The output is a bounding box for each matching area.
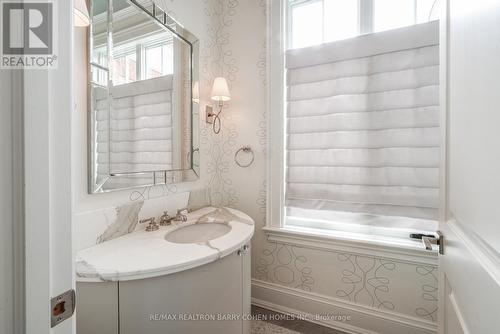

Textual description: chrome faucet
[140,217,159,232]
[159,211,173,226]
[173,208,188,223]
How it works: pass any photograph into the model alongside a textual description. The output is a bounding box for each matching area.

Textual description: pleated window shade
[285,21,440,225]
[95,75,174,188]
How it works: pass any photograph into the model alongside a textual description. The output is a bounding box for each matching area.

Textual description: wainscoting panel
[252,279,437,334]
[254,239,438,330]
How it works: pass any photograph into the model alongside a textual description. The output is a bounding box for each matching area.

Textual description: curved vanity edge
[75,207,254,282]
[77,253,222,283]
[212,222,255,259]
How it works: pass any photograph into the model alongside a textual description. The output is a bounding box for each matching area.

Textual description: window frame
[266,0,287,230]
[266,0,447,249]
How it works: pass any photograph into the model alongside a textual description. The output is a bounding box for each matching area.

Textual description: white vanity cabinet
[76,247,251,334]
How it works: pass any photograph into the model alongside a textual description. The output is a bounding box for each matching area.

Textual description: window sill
[263,225,438,265]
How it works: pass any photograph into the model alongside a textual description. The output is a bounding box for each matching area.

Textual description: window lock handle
[410,232,444,254]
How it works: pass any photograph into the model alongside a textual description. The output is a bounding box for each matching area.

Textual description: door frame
[437,0,449,332]
[23,1,75,333]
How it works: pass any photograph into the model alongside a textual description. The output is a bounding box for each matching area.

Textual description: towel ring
[234,146,255,168]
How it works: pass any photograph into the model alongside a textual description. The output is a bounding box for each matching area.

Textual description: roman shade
[285,21,440,222]
[95,75,174,188]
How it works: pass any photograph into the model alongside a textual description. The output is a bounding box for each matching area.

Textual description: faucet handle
[140,217,159,232]
[174,208,188,222]
[177,208,188,215]
[159,211,173,226]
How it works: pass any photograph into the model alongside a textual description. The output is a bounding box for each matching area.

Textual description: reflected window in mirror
[88,0,199,193]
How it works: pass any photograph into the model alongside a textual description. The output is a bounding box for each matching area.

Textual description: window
[269,0,441,240]
[290,1,324,49]
[108,32,174,86]
[287,0,440,49]
[374,0,415,32]
[112,45,137,85]
[144,43,174,80]
[92,47,108,86]
[324,0,359,43]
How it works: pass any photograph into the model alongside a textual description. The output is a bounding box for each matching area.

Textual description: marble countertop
[76,207,254,282]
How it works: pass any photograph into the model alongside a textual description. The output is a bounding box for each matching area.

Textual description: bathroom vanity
[75,207,254,334]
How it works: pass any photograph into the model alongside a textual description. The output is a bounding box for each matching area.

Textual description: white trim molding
[447,219,500,286]
[252,279,437,334]
[264,226,438,266]
[266,0,286,230]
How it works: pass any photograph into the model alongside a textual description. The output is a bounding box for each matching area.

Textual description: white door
[439,1,500,333]
[6,1,75,333]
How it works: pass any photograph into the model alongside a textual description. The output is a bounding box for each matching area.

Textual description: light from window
[145,44,174,80]
[417,0,439,22]
[324,0,359,43]
[291,1,323,49]
[287,0,440,50]
[92,47,108,85]
[374,0,415,32]
[91,66,108,87]
[110,31,174,86]
[112,48,137,85]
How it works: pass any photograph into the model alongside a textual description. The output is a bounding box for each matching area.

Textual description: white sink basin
[165,223,232,244]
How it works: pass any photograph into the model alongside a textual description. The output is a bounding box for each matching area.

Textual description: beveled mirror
[88,0,199,193]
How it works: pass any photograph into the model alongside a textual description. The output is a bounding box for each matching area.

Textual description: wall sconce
[74,0,90,27]
[207,77,231,134]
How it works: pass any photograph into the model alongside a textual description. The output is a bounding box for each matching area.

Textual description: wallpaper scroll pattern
[256,242,438,322]
[336,254,396,310]
[415,265,438,322]
[129,183,178,202]
[201,0,240,207]
[256,242,315,292]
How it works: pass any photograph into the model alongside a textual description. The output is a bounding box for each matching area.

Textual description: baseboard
[252,279,437,334]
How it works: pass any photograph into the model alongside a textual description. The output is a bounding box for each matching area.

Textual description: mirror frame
[88,0,200,194]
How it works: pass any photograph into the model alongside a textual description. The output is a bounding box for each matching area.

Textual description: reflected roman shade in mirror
[285,21,440,221]
[95,76,174,188]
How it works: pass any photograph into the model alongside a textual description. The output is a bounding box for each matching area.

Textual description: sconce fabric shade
[74,0,90,27]
[211,77,231,102]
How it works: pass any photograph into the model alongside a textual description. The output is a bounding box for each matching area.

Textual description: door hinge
[51,289,76,328]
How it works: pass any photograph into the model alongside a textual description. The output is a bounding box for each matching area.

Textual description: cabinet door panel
[119,253,243,334]
[76,282,119,334]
